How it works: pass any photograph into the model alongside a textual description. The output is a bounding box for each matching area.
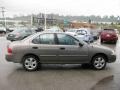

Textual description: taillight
[7,47,12,54]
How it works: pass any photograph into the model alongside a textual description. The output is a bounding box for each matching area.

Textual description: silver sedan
[6,32,116,71]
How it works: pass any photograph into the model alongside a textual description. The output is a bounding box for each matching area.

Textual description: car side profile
[6,32,116,71]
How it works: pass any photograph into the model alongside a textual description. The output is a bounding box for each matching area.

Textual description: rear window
[103,29,115,32]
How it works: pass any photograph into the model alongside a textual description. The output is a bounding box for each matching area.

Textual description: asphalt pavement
[0,36,120,90]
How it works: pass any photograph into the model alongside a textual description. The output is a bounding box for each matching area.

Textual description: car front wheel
[91,55,107,70]
[23,55,39,71]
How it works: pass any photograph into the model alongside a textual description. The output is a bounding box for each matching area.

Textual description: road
[0,36,120,90]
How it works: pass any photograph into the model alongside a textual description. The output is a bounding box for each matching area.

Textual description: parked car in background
[75,28,94,43]
[34,27,44,32]
[6,28,36,41]
[100,29,118,43]
[0,27,6,34]
[6,32,116,71]
[66,28,94,43]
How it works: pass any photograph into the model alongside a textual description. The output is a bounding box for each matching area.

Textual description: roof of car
[37,31,68,34]
[22,31,76,42]
[78,28,90,31]
[27,31,75,39]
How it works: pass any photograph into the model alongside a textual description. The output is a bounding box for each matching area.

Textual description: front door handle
[60,47,65,50]
[32,47,38,49]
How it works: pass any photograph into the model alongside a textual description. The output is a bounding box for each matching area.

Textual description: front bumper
[108,54,116,63]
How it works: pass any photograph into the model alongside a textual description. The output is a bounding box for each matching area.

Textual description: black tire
[22,55,39,71]
[114,40,117,44]
[91,55,107,70]
[100,39,103,43]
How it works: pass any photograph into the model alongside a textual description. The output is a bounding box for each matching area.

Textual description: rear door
[30,33,59,63]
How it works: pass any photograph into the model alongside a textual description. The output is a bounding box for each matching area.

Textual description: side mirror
[79,43,84,47]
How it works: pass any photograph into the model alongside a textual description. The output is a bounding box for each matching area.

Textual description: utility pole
[44,9,47,30]
[31,14,33,27]
[44,13,46,30]
[0,7,6,28]
[117,16,120,25]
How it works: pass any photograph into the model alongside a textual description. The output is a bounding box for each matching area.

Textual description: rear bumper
[101,37,118,42]
[6,54,21,63]
[6,54,14,62]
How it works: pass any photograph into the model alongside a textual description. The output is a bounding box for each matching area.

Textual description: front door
[56,33,89,63]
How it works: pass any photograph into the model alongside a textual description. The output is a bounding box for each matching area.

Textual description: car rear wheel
[23,55,39,71]
[91,55,107,70]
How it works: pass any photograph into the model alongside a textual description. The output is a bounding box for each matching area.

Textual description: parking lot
[0,35,120,90]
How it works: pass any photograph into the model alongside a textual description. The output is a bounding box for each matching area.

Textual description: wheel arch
[21,53,40,63]
[91,53,108,63]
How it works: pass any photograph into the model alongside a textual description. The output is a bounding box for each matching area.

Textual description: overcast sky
[0,0,120,17]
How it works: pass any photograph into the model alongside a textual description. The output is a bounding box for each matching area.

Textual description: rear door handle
[60,47,65,50]
[32,47,38,49]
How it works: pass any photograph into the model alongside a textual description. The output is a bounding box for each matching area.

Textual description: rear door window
[32,34,55,44]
